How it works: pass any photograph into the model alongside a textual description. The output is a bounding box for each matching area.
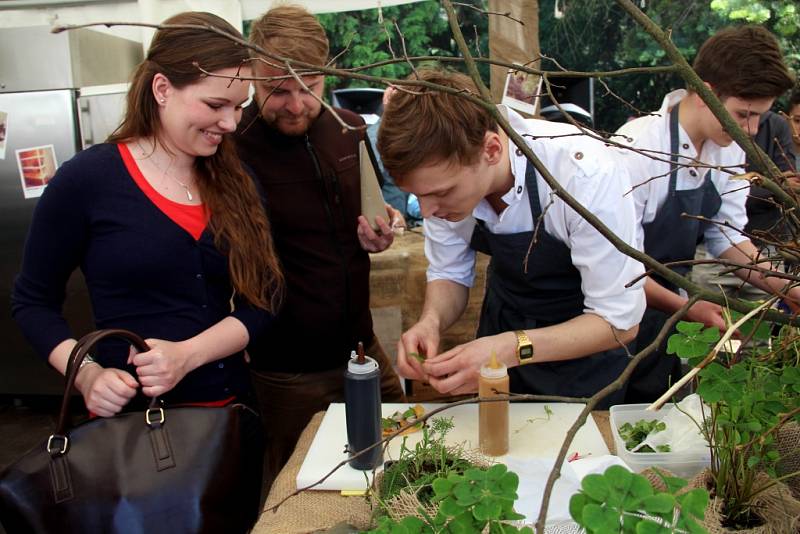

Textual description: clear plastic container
[609,404,710,479]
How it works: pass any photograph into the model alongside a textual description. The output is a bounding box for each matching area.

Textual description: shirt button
[218,362,225,369]
[201,304,208,309]
[515,148,523,157]
[516,185,523,194]
[682,143,690,150]
[196,273,203,279]
[689,170,698,177]
[574,152,583,160]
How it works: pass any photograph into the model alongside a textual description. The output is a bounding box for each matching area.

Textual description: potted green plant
[569,465,709,533]
[668,319,800,532]
[368,416,532,533]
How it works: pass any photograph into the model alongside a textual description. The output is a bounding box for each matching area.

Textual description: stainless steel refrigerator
[0,26,141,396]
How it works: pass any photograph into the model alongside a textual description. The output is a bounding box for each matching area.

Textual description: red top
[118,143,209,240]
[89,396,236,418]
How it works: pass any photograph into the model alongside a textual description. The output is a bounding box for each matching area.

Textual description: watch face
[519,345,534,359]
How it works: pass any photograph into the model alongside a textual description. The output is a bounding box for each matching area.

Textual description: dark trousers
[250,336,405,495]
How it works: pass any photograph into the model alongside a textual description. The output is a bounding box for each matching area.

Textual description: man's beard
[263,109,319,137]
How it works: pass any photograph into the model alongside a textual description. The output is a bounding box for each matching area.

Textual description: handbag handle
[49,329,152,455]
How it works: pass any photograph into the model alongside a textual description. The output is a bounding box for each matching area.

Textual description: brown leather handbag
[0,329,264,533]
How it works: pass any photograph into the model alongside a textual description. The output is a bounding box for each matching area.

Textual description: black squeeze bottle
[344,342,383,470]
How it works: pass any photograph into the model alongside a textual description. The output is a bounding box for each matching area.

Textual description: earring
[160,98,166,103]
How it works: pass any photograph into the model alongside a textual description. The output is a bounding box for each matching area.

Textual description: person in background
[692,106,799,306]
[787,88,800,168]
[235,4,405,491]
[377,69,645,409]
[366,87,421,228]
[12,12,282,417]
[744,109,798,242]
[615,25,797,403]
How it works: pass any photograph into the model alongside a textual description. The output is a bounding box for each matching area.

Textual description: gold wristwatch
[514,330,534,364]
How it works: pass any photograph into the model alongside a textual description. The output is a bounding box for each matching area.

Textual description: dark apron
[470,160,628,409]
[627,103,723,403]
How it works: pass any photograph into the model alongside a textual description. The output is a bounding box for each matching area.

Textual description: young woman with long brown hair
[12,11,282,416]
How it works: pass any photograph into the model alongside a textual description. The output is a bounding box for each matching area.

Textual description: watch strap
[514,330,535,364]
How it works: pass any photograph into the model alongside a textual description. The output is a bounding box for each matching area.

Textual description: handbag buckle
[46,434,69,456]
[145,407,165,427]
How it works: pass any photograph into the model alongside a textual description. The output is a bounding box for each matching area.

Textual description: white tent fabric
[1,0,537,101]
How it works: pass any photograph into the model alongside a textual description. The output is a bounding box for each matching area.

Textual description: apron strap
[524,157,543,219]
[668,102,681,196]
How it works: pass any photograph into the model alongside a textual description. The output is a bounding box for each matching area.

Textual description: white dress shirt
[424,106,646,331]
[614,90,749,258]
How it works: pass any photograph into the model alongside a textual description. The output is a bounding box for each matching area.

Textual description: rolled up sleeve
[566,159,646,330]
[424,216,477,288]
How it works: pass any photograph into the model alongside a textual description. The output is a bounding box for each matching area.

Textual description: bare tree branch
[453,1,525,25]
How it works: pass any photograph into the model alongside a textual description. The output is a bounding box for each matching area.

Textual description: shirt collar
[657,89,706,160]
[657,89,688,115]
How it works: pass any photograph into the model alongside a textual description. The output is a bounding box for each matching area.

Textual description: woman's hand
[75,363,139,417]
[129,338,194,397]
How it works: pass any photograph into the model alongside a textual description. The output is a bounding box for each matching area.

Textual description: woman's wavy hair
[108,11,283,311]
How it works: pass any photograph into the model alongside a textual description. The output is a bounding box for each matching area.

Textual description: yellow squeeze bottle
[478,351,509,456]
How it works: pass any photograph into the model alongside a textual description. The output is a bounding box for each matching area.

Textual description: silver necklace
[136,140,196,202]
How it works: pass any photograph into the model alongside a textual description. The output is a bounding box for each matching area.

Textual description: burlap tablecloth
[252,410,614,534]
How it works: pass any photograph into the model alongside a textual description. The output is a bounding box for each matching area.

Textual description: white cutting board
[296,402,609,491]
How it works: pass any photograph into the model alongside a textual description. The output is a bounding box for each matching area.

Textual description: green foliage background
[317,1,489,94]
[539,0,799,132]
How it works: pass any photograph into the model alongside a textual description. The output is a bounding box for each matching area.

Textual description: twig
[595,75,654,118]
[523,195,554,273]
[327,33,355,67]
[393,20,418,78]
[737,405,800,453]
[627,256,800,288]
[378,7,397,59]
[452,1,525,25]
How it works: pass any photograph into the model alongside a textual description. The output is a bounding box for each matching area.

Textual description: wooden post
[488,0,540,106]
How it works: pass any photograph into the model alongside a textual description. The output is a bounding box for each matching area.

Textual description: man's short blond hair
[249,5,329,66]
[378,69,497,180]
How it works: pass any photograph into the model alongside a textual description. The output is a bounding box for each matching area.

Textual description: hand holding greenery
[408,352,426,364]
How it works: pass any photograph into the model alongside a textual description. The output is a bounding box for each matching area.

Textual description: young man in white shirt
[615,25,797,403]
[377,69,646,408]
